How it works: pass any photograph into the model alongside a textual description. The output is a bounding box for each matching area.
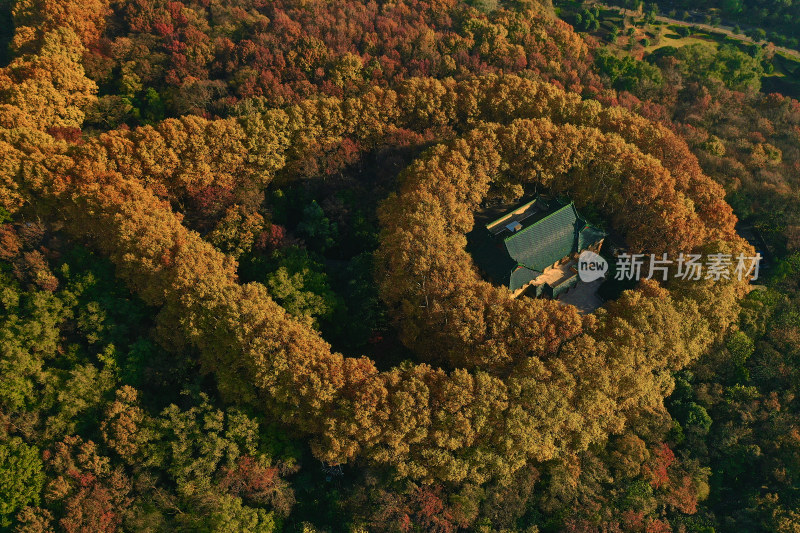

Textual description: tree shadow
[0,0,11,67]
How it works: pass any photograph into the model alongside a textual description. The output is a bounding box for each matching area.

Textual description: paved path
[558,278,604,314]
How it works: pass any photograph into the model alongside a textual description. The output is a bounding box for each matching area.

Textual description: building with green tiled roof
[468,197,606,297]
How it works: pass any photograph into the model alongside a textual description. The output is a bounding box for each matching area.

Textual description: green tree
[265,247,340,328]
[722,0,743,15]
[595,49,664,93]
[0,438,44,527]
[297,201,338,253]
[675,43,764,92]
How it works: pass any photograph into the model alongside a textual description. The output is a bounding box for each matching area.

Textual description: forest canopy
[1,0,799,531]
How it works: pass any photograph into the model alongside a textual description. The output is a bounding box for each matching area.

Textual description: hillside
[0,1,799,531]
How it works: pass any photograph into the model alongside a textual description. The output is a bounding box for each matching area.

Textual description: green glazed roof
[468,197,606,292]
[509,266,542,292]
[578,224,606,251]
[504,203,580,272]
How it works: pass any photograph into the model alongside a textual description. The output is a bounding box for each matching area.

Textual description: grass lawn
[643,32,720,53]
[763,52,800,97]
[772,51,800,77]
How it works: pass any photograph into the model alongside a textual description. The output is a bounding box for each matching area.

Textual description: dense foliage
[0,0,798,531]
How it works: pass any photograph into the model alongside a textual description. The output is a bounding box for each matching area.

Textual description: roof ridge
[503,202,574,242]
[485,197,539,229]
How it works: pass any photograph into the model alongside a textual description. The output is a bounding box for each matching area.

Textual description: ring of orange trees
[375,117,749,371]
[43,76,735,229]
[2,75,750,485]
